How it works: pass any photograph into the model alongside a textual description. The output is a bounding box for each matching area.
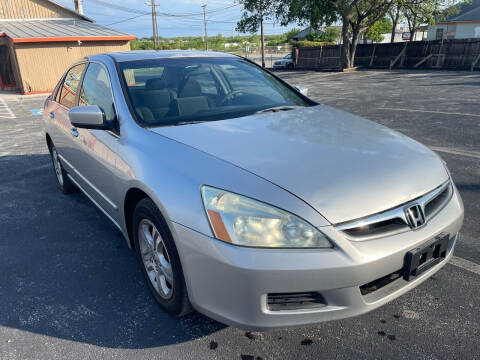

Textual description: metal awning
[0,20,135,43]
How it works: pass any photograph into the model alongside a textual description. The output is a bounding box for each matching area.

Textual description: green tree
[306,27,340,42]
[337,0,394,69]
[275,0,393,69]
[236,0,277,67]
[322,26,341,42]
[387,0,404,42]
[364,17,393,42]
[306,29,320,41]
[284,28,302,41]
[403,0,458,42]
[275,0,337,29]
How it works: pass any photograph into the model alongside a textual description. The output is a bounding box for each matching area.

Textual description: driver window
[79,63,116,123]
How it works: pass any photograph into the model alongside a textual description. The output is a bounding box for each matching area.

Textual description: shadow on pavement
[455,182,480,192]
[0,154,225,349]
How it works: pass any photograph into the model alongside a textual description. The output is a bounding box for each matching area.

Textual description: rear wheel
[48,143,76,194]
[133,198,192,316]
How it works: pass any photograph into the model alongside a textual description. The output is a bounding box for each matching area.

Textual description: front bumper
[172,188,464,330]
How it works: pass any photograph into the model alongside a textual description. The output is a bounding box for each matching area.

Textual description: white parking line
[430,146,480,160]
[450,256,480,275]
[377,107,480,118]
[0,98,15,119]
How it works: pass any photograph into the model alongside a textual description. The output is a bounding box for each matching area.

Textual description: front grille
[267,292,326,311]
[424,184,451,218]
[343,218,407,238]
[337,181,453,241]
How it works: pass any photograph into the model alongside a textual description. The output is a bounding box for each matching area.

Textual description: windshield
[119,57,311,127]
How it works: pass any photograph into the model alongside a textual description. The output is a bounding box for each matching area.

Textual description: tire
[133,198,192,316]
[287,63,294,70]
[48,143,76,194]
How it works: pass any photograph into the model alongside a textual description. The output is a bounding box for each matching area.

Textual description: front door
[69,62,121,222]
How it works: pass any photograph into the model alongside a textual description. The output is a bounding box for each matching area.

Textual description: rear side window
[58,64,85,109]
[79,63,116,122]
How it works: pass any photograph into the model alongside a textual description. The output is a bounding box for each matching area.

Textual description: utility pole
[260,8,265,68]
[202,4,208,51]
[151,0,159,50]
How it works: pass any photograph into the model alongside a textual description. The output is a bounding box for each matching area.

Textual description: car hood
[150,105,448,224]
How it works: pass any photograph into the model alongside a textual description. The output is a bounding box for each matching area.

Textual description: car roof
[88,50,238,63]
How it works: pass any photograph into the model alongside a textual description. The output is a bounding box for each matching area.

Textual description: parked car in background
[273,53,294,69]
[43,50,463,330]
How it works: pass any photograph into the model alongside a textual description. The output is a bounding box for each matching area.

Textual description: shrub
[291,40,335,48]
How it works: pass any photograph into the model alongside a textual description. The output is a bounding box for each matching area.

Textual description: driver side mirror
[294,86,309,96]
[69,105,110,130]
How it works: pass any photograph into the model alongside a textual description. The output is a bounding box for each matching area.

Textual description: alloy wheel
[138,219,174,299]
[51,147,64,186]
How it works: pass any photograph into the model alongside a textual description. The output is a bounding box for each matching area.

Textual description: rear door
[67,62,121,221]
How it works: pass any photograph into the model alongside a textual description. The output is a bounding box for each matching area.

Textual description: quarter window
[58,64,85,109]
[79,63,116,123]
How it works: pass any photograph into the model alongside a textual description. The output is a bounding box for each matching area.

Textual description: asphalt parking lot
[0,69,479,360]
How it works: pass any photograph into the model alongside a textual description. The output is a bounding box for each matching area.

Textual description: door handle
[49,112,55,119]
[71,128,79,138]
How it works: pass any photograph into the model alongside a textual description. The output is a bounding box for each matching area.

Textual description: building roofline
[0,19,136,43]
[43,0,94,22]
[0,18,84,22]
[436,19,480,24]
[451,4,480,21]
[12,35,136,43]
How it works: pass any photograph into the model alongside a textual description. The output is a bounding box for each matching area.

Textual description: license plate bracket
[403,233,449,281]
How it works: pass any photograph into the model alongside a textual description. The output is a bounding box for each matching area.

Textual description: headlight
[201,186,332,248]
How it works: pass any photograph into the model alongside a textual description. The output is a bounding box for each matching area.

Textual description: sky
[55,0,298,38]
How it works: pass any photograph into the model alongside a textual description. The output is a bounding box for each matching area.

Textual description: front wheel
[133,198,192,316]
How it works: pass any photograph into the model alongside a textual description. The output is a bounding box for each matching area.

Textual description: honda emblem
[405,204,426,229]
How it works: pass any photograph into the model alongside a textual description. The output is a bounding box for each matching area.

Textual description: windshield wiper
[172,120,208,126]
[255,106,299,114]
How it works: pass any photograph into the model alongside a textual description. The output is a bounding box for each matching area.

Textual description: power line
[104,14,150,27]
[89,0,238,17]
[88,0,147,15]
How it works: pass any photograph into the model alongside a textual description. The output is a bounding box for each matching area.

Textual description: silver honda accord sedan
[43,50,464,330]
